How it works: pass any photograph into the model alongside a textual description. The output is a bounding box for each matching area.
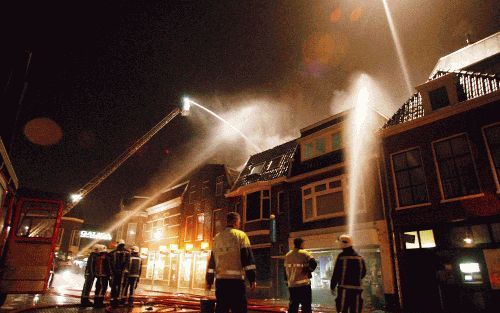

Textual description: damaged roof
[232,139,298,189]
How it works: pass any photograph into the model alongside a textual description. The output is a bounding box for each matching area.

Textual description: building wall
[57,217,84,259]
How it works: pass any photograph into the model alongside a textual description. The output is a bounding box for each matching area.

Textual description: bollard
[200,298,216,313]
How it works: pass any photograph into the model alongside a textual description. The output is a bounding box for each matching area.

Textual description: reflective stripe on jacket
[285,249,313,287]
[127,256,142,278]
[206,227,256,282]
[330,248,366,291]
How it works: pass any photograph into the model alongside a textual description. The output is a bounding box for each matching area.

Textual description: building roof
[384,70,500,128]
[430,32,500,78]
[232,139,298,190]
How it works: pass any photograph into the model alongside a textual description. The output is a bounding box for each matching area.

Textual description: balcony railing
[384,71,499,128]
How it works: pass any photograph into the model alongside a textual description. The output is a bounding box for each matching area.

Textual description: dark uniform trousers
[124,277,139,304]
[336,288,363,313]
[94,276,108,306]
[215,279,247,313]
[288,285,312,313]
[81,274,95,303]
[111,271,127,303]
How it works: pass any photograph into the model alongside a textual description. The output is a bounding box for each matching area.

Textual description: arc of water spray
[382,0,413,95]
[184,97,263,153]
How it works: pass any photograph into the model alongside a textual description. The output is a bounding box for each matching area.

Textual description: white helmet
[131,246,139,253]
[339,234,353,249]
[117,239,125,246]
[99,244,108,253]
[92,244,100,253]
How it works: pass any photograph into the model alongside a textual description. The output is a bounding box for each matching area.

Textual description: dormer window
[267,156,283,171]
[249,163,265,176]
[429,86,450,110]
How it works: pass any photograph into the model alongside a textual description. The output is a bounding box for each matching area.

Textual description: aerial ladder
[30,100,190,236]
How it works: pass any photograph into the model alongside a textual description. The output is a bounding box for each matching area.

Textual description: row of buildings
[111,33,499,312]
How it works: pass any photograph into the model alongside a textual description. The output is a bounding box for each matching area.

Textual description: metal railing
[384,71,499,128]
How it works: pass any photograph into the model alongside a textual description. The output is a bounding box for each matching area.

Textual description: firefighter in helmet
[81,244,99,307]
[330,234,366,313]
[123,245,142,306]
[93,244,111,308]
[284,237,317,313]
[108,239,130,306]
[206,212,256,313]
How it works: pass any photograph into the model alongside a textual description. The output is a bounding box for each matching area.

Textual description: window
[201,181,210,199]
[196,214,204,241]
[332,132,342,151]
[391,148,429,207]
[302,176,345,221]
[212,209,225,238]
[429,86,450,110]
[403,229,436,249]
[491,223,500,242]
[184,215,194,242]
[189,187,198,204]
[245,190,271,222]
[449,225,492,247]
[304,143,314,159]
[315,138,326,154]
[126,223,137,244]
[483,124,500,189]
[16,202,59,238]
[70,229,80,247]
[215,175,224,196]
[267,156,283,171]
[433,134,480,199]
[249,163,265,175]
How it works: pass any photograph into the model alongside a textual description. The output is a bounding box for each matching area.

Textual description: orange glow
[185,243,193,251]
[330,8,342,23]
[169,244,179,251]
[24,117,63,146]
[302,33,335,65]
[200,242,209,250]
[350,7,363,22]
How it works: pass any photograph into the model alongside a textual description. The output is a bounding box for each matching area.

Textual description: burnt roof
[384,70,499,128]
[232,139,298,189]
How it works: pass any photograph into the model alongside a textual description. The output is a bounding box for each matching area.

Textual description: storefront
[289,221,394,309]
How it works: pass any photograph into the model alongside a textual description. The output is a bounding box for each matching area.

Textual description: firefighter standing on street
[93,244,111,308]
[285,237,317,313]
[330,234,366,313]
[80,244,99,307]
[108,239,130,307]
[123,245,142,306]
[206,212,256,313]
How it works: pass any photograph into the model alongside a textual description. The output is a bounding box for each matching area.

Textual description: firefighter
[123,245,142,306]
[206,212,256,313]
[284,237,317,313]
[108,239,130,307]
[330,234,366,313]
[80,244,99,307]
[93,244,111,308]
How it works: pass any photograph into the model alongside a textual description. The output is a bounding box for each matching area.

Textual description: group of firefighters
[80,239,143,308]
[207,212,366,313]
[80,212,365,312]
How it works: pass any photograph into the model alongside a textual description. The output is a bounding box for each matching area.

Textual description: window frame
[126,222,137,244]
[482,122,500,194]
[212,209,224,238]
[215,175,224,196]
[184,215,194,242]
[402,229,436,250]
[390,147,431,209]
[70,229,80,247]
[277,191,285,214]
[195,213,204,241]
[244,189,271,223]
[202,180,210,199]
[431,133,483,202]
[301,175,346,222]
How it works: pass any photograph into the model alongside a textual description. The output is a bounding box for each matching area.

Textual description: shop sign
[80,230,112,241]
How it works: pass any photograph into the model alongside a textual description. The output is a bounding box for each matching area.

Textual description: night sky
[2,0,498,227]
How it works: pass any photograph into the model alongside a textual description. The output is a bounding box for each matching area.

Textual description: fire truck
[0,138,64,306]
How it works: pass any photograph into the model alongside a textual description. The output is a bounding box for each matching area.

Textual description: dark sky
[1,0,498,227]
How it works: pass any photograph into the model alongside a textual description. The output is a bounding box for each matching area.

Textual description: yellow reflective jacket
[285,249,315,287]
[206,227,256,282]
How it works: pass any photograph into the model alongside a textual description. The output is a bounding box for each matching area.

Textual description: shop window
[450,225,491,246]
[215,175,224,196]
[433,134,480,199]
[403,229,436,249]
[302,176,345,221]
[391,148,429,207]
[429,86,450,110]
[245,190,270,222]
[179,253,193,288]
[483,124,500,189]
